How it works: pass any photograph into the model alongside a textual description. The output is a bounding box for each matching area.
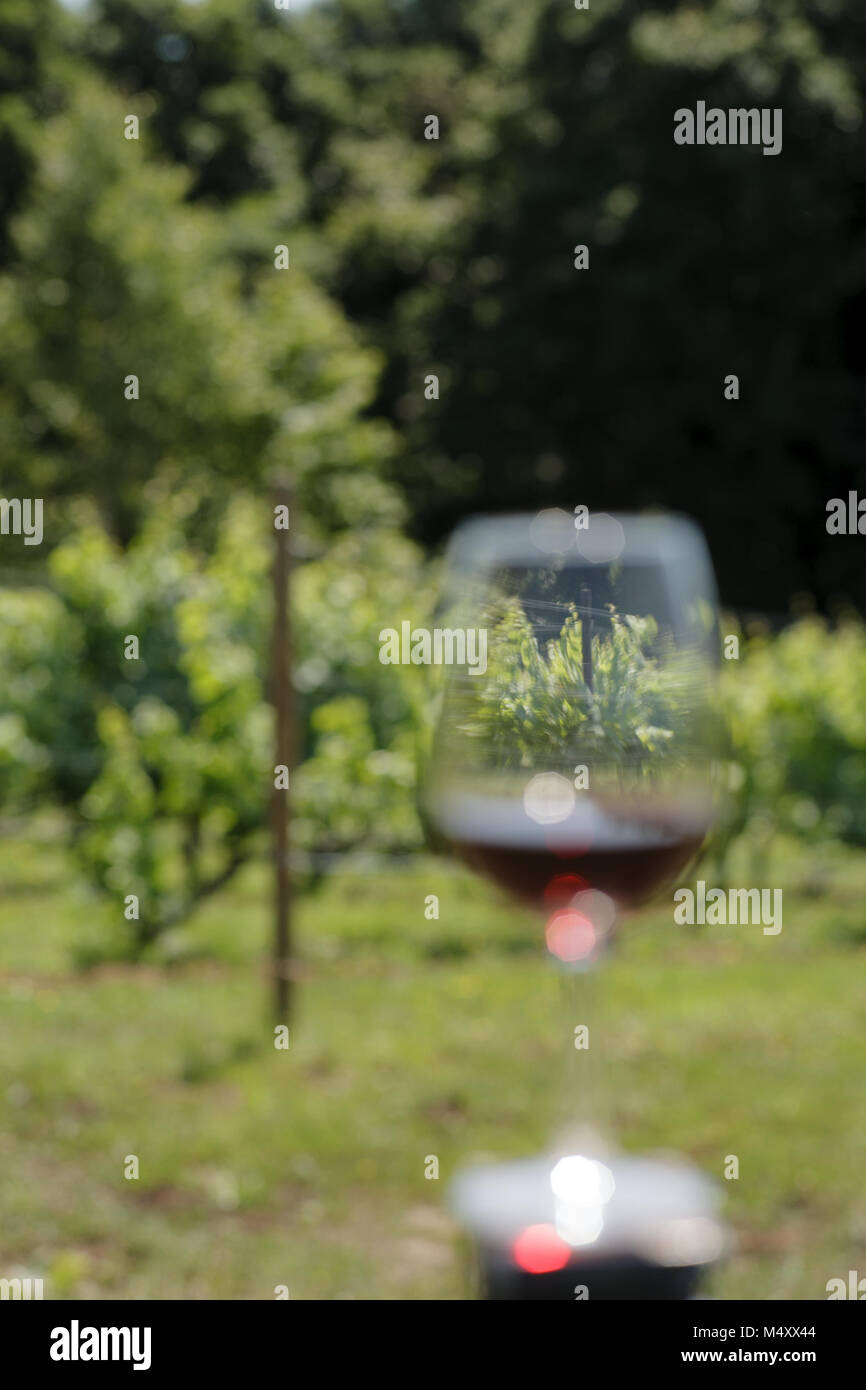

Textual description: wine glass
[422,509,728,1297]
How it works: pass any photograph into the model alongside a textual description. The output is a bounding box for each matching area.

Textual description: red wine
[433,793,706,912]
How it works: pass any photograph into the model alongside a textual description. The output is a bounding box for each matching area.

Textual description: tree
[0,52,396,553]
[0,0,61,270]
[84,0,866,613]
[314,0,866,615]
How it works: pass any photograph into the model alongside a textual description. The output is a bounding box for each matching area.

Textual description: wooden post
[580,584,593,691]
[270,483,294,1024]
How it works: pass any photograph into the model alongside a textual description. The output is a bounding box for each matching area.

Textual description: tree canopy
[4,0,864,610]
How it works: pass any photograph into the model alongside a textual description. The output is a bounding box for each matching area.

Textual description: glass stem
[549,939,614,1159]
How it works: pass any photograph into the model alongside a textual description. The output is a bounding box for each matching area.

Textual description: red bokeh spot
[545,908,596,963]
[543,873,588,908]
[512,1223,572,1274]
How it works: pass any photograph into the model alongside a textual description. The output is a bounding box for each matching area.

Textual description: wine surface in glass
[435,792,705,912]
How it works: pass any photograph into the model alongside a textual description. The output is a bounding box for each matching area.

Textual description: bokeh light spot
[512,1223,572,1274]
[543,873,588,908]
[523,772,575,825]
[545,909,596,963]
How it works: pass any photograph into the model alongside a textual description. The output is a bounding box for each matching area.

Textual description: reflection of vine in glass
[457,599,701,784]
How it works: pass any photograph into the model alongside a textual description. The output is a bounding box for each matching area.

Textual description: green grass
[0,818,864,1300]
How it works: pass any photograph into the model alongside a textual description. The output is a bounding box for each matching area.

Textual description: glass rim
[442,509,714,573]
